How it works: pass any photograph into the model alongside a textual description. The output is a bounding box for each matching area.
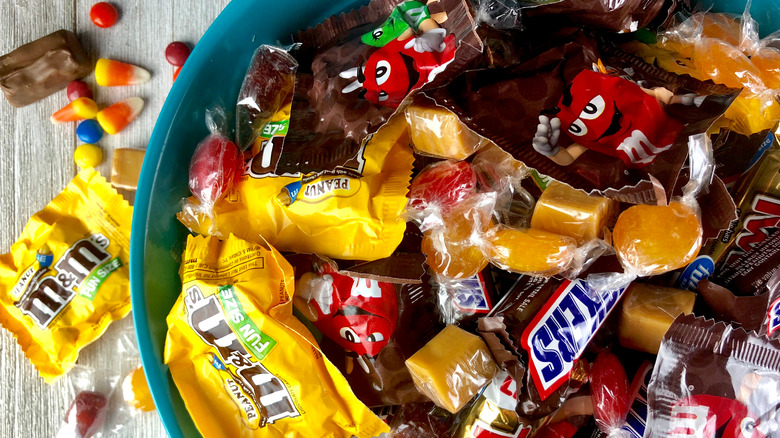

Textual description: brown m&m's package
[274,0,482,175]
[0,169,132,382]
[647,314,780,437]
[428,34,738,203]
[165,234,388,438]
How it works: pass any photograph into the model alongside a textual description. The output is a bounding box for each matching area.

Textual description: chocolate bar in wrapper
[704,137,780,269]
[646,314,780,438]
[0,30,93,107]
[477,256,623,416]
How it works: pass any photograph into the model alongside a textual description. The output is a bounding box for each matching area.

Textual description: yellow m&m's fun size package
[0,169,133,382]
[165,234,388,438]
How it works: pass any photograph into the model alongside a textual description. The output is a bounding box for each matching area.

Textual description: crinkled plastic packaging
[589,352,630,437]
[617,283,696,355]
[56,366,116,438]
[236,45,297,150]
[405,324,499,413]
[291,252,444,407]
[164,234,387,438]
[648,11,780,137]
[272,0,482,175]
[612,134,711,277]
[430,35,737,203]
[0,169,132,382]
[474,0,678,33]
[646,314,780,438]
[179,97,414,261]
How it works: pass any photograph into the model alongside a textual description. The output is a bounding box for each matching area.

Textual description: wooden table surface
[0,1,230,436]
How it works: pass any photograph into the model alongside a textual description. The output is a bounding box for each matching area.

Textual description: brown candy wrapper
[270,0,482,175]
[697,279,768,332]
[429,36,738,204]
[646,314,780,438]
[712,129,777,192]
[704,135,780,269]
[291,253,444,407]
[473,0,680,33]
[0,30,93,107]
[521,0,680,33]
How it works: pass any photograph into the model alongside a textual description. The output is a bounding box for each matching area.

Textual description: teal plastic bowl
[130,0,367,436]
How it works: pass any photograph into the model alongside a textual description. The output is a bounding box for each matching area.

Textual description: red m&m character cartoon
[297,269,398,358]
[533,69,691,168]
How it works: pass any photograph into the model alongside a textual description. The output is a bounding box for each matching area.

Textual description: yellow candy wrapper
[0,169,132,382]
[164,234,388,438]
[178,108,413,261]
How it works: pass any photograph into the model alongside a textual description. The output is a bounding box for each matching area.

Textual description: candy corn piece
[173,66,182,82]
[97,97,144,135]
[95,58,151,86]
[50,97,98,124]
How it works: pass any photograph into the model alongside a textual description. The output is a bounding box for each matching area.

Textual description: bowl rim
[130,0,371,436]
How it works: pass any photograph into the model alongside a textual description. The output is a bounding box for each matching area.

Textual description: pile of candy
[0,4,196,436]
[165,0,780,437]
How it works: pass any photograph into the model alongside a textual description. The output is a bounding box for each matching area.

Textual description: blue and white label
[767,297,780,337]
[452,273,491,314]
[675,255,715,292]
[622,361,653,438]
[521,278,629,399]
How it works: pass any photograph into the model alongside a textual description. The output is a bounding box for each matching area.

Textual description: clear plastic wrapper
[473,0,678,33]
[485,225,577,276]
[530,181,617,245]
[611,134,711,278]
[407,160,478,214]
[590,352,630,437]
[57,366,116,438]
[291,251,443,407]
[650,8,780,137]
[188,108,242,204]
[434,268,498,329]
[617,283,696,355]
[419,193,495,280]
[405,324,499,414]
[181,107,243,234]
[646,314,780,437]
[235,45,298,150]
[404,97,487,160]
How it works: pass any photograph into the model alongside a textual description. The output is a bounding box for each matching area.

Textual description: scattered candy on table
[89,2,118,28]
[73,143,103,169]
[111,148,146,190]
[122,366,156,412]
[165,41,190,66]
[95,58,150,86]
[50,97,98,124]
[96,97,144,134]
[76,119,104,144]
[66,80,93,101]
[0,30,92,107]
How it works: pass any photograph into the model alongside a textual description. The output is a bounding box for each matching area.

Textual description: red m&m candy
[90,2,118,28]
[165,42,191,67]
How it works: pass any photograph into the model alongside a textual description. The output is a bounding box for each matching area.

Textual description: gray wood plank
[0,1,230,436]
